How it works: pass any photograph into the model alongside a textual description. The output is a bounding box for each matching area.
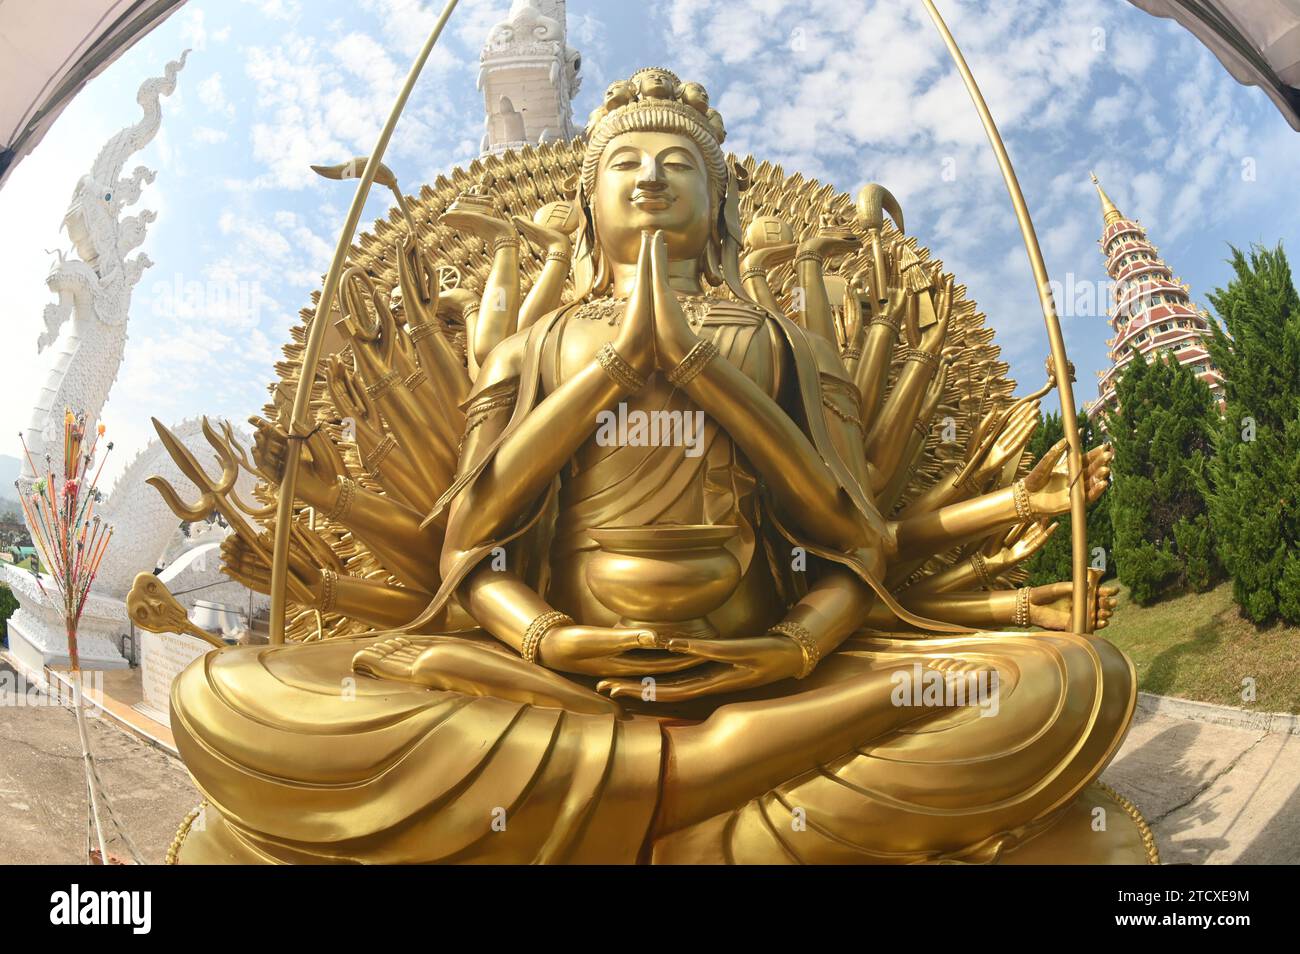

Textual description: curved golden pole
[268,0,461,644]
[920,0,1091,633]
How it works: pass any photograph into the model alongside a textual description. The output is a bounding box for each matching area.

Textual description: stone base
[1,564,129,671]
[6,611,128,672]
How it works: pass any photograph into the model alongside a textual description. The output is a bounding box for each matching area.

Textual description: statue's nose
[636,168,667,191]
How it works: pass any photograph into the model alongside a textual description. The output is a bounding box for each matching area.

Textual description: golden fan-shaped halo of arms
[270,0,462,644]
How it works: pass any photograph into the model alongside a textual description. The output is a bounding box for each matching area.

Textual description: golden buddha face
[603,81,635,110]
[635,70,678,100]
[592,130,713,266]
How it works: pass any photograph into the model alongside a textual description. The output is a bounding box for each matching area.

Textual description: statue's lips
[630,193,674,211]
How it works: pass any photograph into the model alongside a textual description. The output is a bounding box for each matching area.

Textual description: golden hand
[397,235,439,325]
[908,267,954,352]
[610,229,658,378]
[1024,440,1113,516]
[982,519,1058,571]
[220,532,277,596]
[646,228,699,367]
[537,624,707,678]
[353,637,622,716]
[327,354,375,421]
[841,274,867,347]
[871,237,912,325]
[596,635,804,702]
[970,400,1040,488]
[512,214,572,258]
[1029,568,1119,630]
[248,414,347,508]
[439,207,515,244]
[221,524,340,603]
[926,348,959,402]
[798,226,860,262]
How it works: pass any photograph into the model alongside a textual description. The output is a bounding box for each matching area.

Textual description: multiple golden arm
[716,201,1114,673]
[439,195,583,369]
[140,175,1110,690]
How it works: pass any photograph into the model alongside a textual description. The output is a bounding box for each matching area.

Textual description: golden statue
[143,60,1155,864]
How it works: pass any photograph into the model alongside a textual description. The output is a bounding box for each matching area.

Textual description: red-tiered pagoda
[1089,173,1224,419]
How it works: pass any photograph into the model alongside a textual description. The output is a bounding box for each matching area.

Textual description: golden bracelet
[365,368,400,399]
[324,476,356,522]
[404,368,427,391]
[741,265,767,282]
[768,621,820,679]
[407,321,437,344]
[1012,479,1034,520]
[521,611,573,664]
[595,342,646,392]
[794,249,825,268]
[490,235,520,256]
[841,345,862,361]
[1013,586,1031,628]
[365,434,397,476]
[545,249,571,265]
[667,339,720,387]
[319,568,339,613]
[970,552,994,589]
[870,314,901,332]
[903,348,940,369]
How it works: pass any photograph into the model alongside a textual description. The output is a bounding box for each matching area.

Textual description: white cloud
[1110,28,1157,79]
[1089,89,1134,130]
[180,8,210,51]
[198,72,236,119]
[244,0,302,21]
[239,22,476,192]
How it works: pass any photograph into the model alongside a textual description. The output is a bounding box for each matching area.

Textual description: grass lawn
[1101,580,1300,714]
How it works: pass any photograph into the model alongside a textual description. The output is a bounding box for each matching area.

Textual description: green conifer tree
[1103,347,1220,604]
[1204,244,1300,623]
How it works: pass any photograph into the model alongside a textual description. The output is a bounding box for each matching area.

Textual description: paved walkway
[2,657,1296,864]
[0,660,195,865]
[1102,695,1300,864]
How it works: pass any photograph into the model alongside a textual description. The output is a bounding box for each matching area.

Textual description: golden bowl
[586,524,741,639]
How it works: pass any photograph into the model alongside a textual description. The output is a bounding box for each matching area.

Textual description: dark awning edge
[0,0,188,189]
[1129,0,1300,131]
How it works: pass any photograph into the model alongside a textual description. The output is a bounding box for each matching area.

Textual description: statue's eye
[104,193,112,201]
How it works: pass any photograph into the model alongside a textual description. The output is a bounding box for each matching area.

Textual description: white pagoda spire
[478,0,583,156]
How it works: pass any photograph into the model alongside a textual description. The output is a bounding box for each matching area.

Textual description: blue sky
[2,0,1298,490]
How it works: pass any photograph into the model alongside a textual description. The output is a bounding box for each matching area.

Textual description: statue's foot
[926,657,992,678]
[352,636,439,683]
